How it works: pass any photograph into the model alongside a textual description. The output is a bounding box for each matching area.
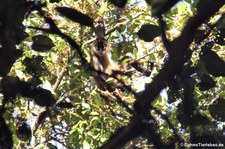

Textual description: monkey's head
[93,38,108,56]
[94,21,105,38]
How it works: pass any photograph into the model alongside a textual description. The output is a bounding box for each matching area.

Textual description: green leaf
[32,88,56,107]
[209,98,225,121]
[83,140,90,149]
[177,2,187,15]
[34,110,48,132]
[71,112,84,120]
[137,24,161,42]
[56,7,94,27]
[98,2,108,15]
[200,45,225,77]
[219,91,225,98]
[197,74,216,91]
[32,35,54,52]
[106,77,114,83]
[93,94,103,107]
[22,56,49,76]
[16,122,31,141]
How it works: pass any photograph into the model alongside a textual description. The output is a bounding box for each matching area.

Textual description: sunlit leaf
[98,2,108,15]
[83,140,90,149]
[137,24,161,42]
[56,7,94,27]
[71,112,84,120]
[106,77,114,83]
[177,2,187,15]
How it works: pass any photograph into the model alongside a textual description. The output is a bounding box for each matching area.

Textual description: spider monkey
[90,21,120,90]
[90,22,153,90]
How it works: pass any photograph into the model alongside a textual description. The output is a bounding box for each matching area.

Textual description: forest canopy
[0,0,225,148]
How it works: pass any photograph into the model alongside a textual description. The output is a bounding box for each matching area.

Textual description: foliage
[0,0,225,149]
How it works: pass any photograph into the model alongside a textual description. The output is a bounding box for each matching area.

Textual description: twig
[53,67,67,91]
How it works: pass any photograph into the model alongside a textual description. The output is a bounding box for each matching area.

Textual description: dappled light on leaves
[22,56,49,77]
[0,0,225,148]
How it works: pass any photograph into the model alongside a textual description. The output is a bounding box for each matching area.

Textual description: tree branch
[102,1,225,148]
[158,15,172,53]
[134,1,225,113]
